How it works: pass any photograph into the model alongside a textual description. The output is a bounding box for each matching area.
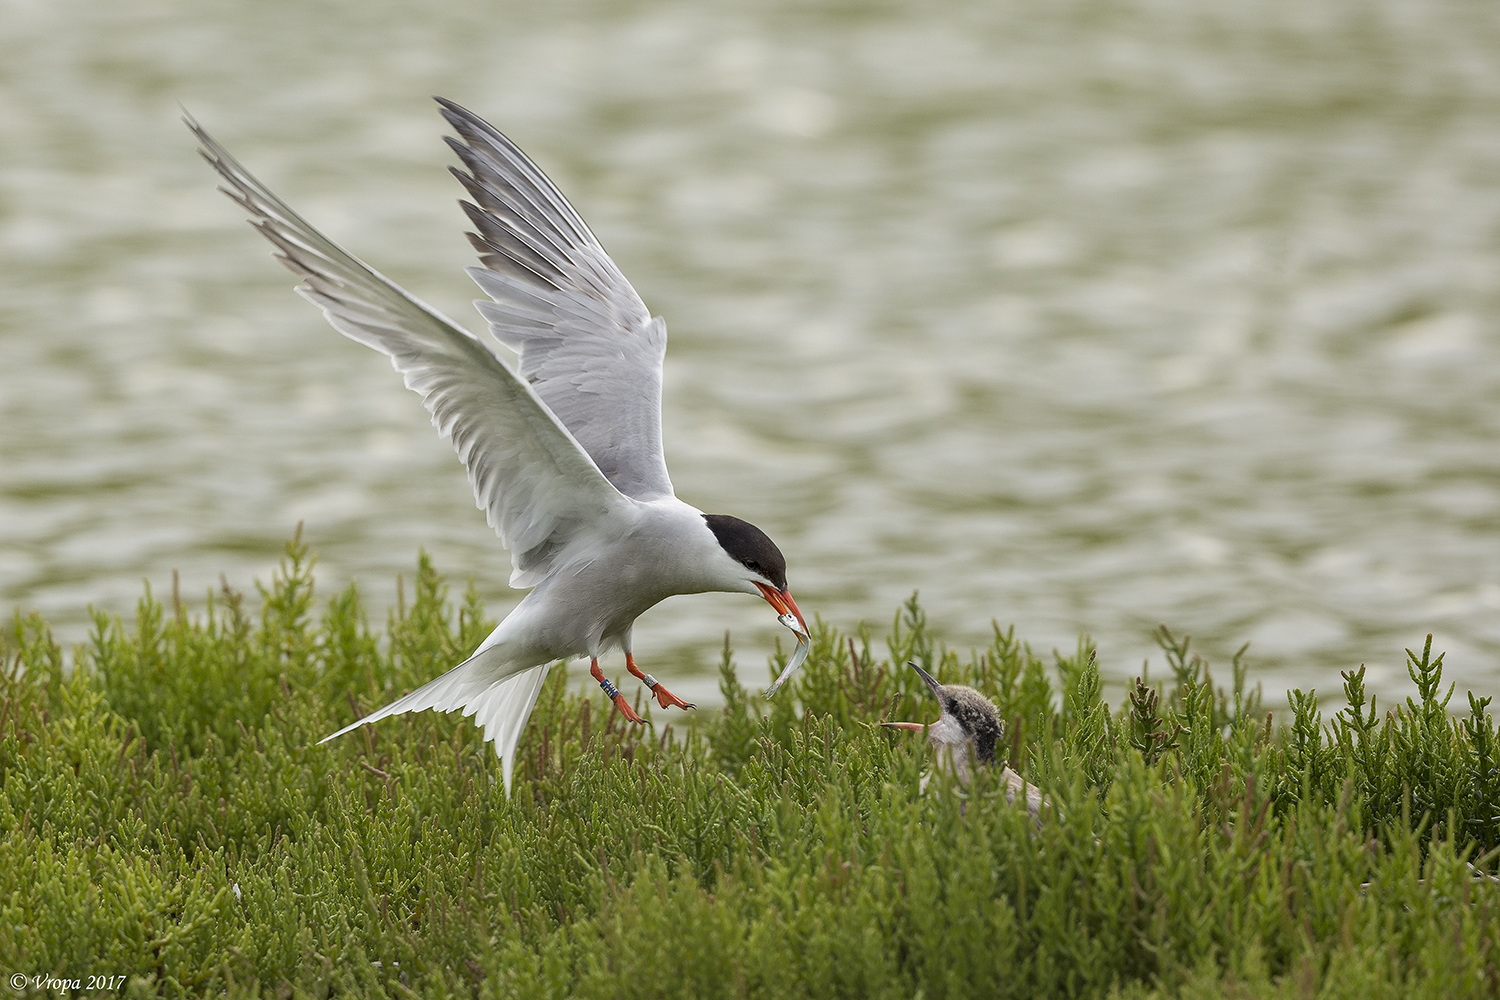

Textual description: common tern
[882,662,1043,822]
[188,98,810,793]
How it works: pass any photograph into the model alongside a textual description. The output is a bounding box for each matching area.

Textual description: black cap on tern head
[703,514,787,590]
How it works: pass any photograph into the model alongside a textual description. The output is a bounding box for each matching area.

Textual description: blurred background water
[4,0,1500,707]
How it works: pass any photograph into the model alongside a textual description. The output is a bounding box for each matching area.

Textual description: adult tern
[188,98,810,793]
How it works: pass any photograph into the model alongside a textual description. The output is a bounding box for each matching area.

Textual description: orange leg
[591,657,645,724]
[627,653,695,710]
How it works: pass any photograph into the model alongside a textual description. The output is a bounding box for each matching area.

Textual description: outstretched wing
[188,113,633,588]
[438,97,675,502]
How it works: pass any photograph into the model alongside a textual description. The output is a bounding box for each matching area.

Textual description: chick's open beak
[755,583,808,637]
[907,660,943,697]
[880,662,942,732]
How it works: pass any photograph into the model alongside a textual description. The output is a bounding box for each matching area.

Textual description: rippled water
[5,0,1500,706]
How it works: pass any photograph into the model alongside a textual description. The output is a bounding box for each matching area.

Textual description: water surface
[5,0,1500,706]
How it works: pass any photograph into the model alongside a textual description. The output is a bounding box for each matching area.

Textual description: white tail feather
[319,645,555,796]
[465,663,551,794]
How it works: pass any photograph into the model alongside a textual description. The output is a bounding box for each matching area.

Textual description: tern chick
[882,661,1043,824]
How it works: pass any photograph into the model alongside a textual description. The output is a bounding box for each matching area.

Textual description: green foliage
[2,547,1499,997]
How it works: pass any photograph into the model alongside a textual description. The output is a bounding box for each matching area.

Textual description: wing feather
[436,97,676,502]
[187,113,633,586]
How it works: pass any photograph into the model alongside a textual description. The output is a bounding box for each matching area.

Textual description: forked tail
[319,645,552,795]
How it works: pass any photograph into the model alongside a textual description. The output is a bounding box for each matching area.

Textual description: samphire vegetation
[2,536,1498,998]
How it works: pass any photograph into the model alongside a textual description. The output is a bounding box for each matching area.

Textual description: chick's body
[887,664,1044,824]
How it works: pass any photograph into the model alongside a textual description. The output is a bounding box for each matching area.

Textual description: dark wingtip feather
[435,97,495,146]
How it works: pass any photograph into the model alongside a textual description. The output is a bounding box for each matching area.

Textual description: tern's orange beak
[879,721,930,733]
[755,582,808,636]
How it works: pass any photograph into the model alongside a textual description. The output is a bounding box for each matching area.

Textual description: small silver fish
[764,628,811,699]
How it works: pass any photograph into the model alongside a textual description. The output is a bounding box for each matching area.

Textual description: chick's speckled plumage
[886,662,1044,824]
[935,685,1003,765]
